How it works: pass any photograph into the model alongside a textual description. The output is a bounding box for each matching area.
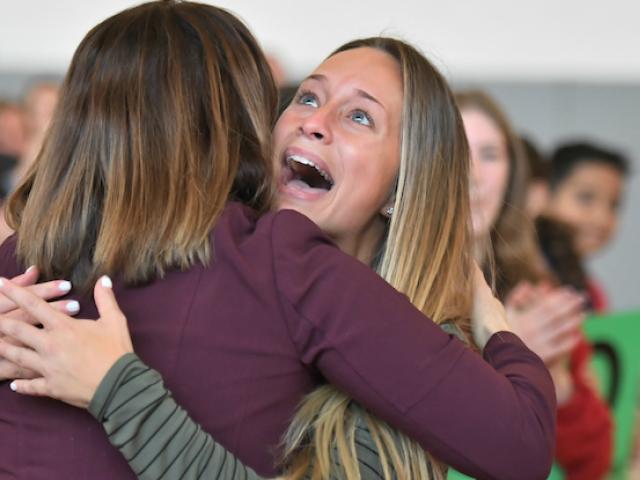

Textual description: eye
[296,90,318,108]
[478,146,502,162]
[350,109,373,127]
[576,190,595,206]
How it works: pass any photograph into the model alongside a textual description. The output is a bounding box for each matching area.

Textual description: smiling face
[547,162,624,257]
[273,47,403,263]
[462,108,511,240]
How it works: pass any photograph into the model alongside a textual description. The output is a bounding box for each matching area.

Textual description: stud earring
[385,206,394,217]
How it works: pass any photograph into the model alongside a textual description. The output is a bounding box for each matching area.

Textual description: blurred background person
[11,81,59,187]
[522,136,551,219]
[0,101,25,197]
[0,82,59,243]
[522,137,590,297]
[457,90,613,480]
[545,142,629,313]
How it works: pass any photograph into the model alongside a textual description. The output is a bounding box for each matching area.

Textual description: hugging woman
[0,2,555,479]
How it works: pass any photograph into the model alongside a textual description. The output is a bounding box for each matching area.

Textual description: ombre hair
[6,1,278,292]
[455,90,544,297]
[282,37,474,480]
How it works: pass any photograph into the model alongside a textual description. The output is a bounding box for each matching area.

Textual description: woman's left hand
[0,275,133,409]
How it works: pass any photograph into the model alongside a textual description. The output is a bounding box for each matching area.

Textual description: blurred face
[547,162,624,257]
[273,47,403,262]
[462,108,510,240]
[0,107,26,156]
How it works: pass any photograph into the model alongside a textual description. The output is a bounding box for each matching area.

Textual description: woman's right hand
[0,276,133,408]
[0,267,81,381]
[471,263,511,350]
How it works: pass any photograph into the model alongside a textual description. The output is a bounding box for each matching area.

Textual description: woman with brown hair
[457,90,613,479]
[0,4,553,479]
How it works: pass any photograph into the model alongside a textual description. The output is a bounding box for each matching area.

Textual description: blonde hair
[281,37,474,480]
[455,90,545,297]
[6,1,277,292]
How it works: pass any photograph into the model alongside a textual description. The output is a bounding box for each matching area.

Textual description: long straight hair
[282,37,474,480]
[455,90,545,298]
[6,1,278,292]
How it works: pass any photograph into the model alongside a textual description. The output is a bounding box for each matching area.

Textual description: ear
[380,199,395,219]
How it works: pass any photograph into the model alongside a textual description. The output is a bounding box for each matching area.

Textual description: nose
[299,107,332,143]
[469,153,482,194]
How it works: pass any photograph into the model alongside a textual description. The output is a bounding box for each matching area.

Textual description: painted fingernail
[58,281,72,292]
[100,276,113,289]
[26,265,36,273]
[66,301,80,313]
[9,381,17,392]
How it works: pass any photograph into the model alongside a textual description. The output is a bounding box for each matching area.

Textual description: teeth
[286,154,333,184]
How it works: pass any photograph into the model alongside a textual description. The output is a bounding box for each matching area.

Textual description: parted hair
[6,0,278,292]
[282,37,475,480]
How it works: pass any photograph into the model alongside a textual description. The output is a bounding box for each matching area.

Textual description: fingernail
[100,276,112,289]
[9,381,17,392]
[59,281,72,293]
[0,278,4,288]
[26,265,36,273]
[66,300,80,313]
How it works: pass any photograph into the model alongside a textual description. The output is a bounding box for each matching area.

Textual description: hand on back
[0,275,133,408]
[0,267,81,381]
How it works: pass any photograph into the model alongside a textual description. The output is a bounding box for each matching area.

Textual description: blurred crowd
[0,81,59,239]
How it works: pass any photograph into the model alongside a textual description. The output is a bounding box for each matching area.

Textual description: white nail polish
[59,281,72,293]
[0,279,4,288]
[9,381,17,392]
[100,276,113,289]
[66,300,80,313]
[26,265,36,273]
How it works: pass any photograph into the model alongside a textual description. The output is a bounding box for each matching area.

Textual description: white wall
[2,0,640,82]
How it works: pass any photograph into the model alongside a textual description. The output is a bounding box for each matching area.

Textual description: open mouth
[282,154,334,191]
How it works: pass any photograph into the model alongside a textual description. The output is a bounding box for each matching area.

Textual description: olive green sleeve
[88,353,265,480]
[88,354,404,480]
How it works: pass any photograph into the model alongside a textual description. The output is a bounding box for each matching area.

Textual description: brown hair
[6,1,278,292]
[455,90,544,297]
[282,37,474,480]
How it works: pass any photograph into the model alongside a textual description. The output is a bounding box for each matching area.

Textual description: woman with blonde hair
[0,5,553,480]
[457,89,613,479]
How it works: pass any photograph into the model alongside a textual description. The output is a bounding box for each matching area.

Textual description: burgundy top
[0,202,555,479]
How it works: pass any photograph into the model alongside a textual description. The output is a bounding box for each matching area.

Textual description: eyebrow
[304,74,385,110]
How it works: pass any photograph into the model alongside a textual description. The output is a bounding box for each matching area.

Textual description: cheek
[273,112,296,148]
[482,162,510,219]
[335,148,396,222]
[490,166,509,205]
[557,193,590,224]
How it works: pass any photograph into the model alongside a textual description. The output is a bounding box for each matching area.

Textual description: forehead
[462,109,504,144]
[566,162,623,187]
[312,47,403,101]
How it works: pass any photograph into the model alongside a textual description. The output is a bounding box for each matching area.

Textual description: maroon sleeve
[270,210,556,480]
[556,338,613,480]
[0,234,22,278]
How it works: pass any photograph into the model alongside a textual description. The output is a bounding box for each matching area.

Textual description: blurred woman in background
[457,90,613,480]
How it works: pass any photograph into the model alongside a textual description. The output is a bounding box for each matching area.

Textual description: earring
[385,206,394,217]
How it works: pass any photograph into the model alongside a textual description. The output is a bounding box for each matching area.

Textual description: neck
[333,217,387,267]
